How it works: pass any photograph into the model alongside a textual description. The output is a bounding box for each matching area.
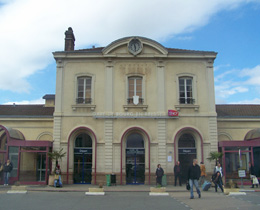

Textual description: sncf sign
[168,110,179,117]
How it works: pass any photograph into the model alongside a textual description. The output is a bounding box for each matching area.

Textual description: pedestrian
[174,161,182,186]
[187,159,201,199]
[3,159,13,186]
[214,162,223,186]
[249,162,259,188]
[155,164,164,187]
[212,171,224,192]
[199,162,206,186]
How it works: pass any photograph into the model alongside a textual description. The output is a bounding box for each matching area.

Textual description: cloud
[0,0,258,93]
[4,98,44,105]
[215,64,260,103]
[229,98,260,104]
[240,65,260,85]
[215,83,248,98]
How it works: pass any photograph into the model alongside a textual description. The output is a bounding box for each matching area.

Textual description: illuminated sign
[168,110,179,117]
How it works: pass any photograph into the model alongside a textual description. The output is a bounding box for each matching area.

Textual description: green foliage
[207,151,222,165]
[48,148,66,165]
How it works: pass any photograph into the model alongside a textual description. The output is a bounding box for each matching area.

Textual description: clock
[128,38,142,55]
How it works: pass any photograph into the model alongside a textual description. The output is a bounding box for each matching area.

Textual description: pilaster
[105,119,113,172]
[157,120,167,168]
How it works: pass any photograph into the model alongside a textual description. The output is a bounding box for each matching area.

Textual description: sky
[0,0,260,105]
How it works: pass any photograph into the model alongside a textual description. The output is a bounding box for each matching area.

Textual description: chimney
[64,27,75,51]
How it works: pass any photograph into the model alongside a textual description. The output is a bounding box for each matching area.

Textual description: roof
[216,104,260,118]
[0,105,54,117]
[1,104,259,118]
[57,47,217,55]
[43,94,55,100]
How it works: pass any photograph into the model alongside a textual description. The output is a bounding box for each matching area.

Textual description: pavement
[0,183,259,193]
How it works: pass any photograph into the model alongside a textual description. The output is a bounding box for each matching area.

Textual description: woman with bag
[155,164,164,187]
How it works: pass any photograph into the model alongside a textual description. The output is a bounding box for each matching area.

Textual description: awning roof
[0,125,25,140]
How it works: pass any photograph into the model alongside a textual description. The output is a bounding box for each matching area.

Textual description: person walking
[174,161,182,186]
[214,162,223,186]
[187,159,201,199]
[199,162,206,186]
[3,159,13,186]
[212,171,224,192]
[249,162,259,188]
[155,164,164,187]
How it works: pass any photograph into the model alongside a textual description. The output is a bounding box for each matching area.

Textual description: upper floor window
[179,77,194,104]
[128,76,143,105]
[77,76,92,104]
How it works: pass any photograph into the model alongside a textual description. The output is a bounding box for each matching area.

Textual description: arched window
[77,76,92,104]
[179,77,194,104]
[128,76,143,105]
[75,133,92,148]
[178,133,195,148]
[126,133,144,148]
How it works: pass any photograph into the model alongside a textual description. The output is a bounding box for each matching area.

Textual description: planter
[89,188,104,192]
[224,188,240,195]
[48,175,55,186]
[150,187,166,193]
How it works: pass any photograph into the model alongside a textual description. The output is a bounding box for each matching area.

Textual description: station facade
[0,28,259,185]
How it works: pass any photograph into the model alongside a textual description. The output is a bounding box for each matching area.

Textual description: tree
[48,148,66,167]
[207,151,222,166]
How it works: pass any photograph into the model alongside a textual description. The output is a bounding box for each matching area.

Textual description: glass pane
[20,152,37,181]
[179,79,184,85]
[9,146,18,178]
[186,79,192,85]
[127,133,144,148]
[178,134,195,148]
[75,134,92,147]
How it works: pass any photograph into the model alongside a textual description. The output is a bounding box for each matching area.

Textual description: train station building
[0,28,259,185]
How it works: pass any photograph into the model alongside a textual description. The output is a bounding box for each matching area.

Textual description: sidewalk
[0,184,259,193]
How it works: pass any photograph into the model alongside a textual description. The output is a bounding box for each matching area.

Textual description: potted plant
[47,148,66,186]
[207,151,222,166]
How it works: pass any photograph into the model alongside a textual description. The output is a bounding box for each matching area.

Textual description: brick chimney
[64,27,75,51]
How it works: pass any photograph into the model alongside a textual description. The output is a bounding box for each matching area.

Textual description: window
[179,77,194,104]
[77,76,92,104]
[128,76,143,104]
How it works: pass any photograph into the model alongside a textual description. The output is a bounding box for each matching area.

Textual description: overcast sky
[0,0,260,104]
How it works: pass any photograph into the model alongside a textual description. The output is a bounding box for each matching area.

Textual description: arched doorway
[125,133,145,184]
[73,133,92,184]
[178,133,197,183]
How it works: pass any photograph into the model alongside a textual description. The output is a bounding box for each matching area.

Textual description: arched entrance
[178,133,197,183]
[67,126,97,185]
[120,127,151,185]
[125,133,145,184]
[73,133,93,184]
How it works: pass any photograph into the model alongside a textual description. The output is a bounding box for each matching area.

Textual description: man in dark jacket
[187,159,201,199]
[3,159,13,186]
[174,161,182,186]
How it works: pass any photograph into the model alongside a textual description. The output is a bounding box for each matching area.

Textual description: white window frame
[176,73,197,105]
[126,75,145,105]
[75,73,95,105]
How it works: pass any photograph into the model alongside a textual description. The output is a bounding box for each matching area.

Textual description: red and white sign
[168,110,179,117]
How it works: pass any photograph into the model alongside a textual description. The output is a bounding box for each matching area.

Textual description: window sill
[123,105,148,111]
[175,104,199,111]
[72,104,96,111]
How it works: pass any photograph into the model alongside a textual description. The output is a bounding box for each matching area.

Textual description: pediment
[102,36,168,57]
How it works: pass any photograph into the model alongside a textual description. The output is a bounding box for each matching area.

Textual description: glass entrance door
[74,149,92,184]
[36,153,46,182]
[126,149,145,184]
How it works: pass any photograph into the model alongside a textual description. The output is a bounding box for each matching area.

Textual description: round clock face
[128,38,142,55]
